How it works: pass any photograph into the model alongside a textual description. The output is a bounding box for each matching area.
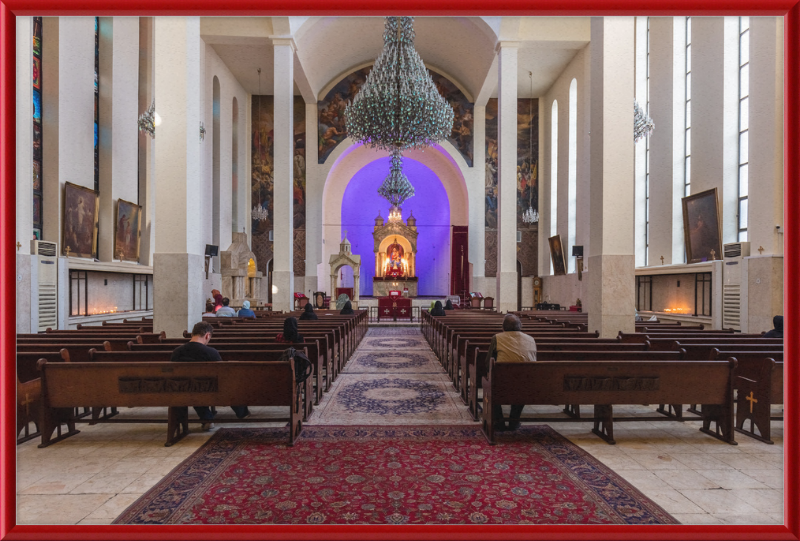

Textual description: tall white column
[470,105,486,286]
[138,17,155,266]
[98,17,139,262]
[691,17,739,244]
[587,17,636,337]
[495,41,519,313]
[153,17,204,337]
[304,101,321,294]
[16,16,33,254]
[42,17,96,249]
[272,38,295,312]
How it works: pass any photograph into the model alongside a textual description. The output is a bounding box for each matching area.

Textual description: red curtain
[450,226,469,296]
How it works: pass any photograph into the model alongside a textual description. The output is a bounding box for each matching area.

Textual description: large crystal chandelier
[345,17,454,152]
[346,17,454,208]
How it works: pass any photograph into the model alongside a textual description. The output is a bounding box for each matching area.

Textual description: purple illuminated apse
[341,157,451,297]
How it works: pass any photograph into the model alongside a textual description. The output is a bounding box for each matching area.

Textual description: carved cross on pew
[65,246,72,257]
[745,391,758,413]
[758,246,764,255]
[660,255,664,265]
[20,393,34,416]
[16,242,21,251]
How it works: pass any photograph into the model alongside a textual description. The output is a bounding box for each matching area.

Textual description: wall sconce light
[199,121,206,142]
[138,99,159,138]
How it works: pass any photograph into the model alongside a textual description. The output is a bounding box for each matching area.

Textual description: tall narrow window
[684,17,692,198]
[567,79,577,273]
[737,17,750,242]
[550,100,558,275]
[94,17,99,193]
[33,17,43,239]
[645,18,651,265]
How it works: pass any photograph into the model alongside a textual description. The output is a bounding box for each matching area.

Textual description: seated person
[340,301,354,315]
[299,303,318,320]
[486,314,537,431]
[430,301,446,316]
[170,321,249,430]
[215,297,237,317]
[764,315,783,339]
[237,300,256,319]
[444,300,455,311]
[212,290,224,312]
[276,317,305,343]
[201,302,216,317]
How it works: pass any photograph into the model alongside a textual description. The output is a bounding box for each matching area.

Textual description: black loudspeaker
[572,245,584,257]
[205,244,219,257]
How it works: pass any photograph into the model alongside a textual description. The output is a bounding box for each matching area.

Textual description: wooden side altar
[377,296,413,322]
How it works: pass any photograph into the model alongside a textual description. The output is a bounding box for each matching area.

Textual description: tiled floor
[16,327,784,525]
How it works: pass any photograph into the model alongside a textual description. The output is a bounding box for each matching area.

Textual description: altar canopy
[372,209,419,296]
[329,234,361,307]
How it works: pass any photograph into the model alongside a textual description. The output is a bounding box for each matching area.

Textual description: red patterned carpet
[114,425,678,525]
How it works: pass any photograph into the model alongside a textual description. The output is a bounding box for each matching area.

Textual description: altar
[372,208,419,297]
[377,292,413,322]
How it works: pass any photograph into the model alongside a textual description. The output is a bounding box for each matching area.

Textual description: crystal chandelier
[345,17,454,152]
[634,99,655,142]
[522,72,539,225]
[377,148,415,209]
[138,99,159,139]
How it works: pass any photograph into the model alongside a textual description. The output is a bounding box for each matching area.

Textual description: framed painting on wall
[115,198,142,262]
[548,234,567,276]
[62,182,99,258]
[682,187,723,263]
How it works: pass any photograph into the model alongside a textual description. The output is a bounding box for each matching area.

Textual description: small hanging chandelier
[634,99,655,142]
[252,68,269,223]
[522,72,539,225]
[378,148,415,210]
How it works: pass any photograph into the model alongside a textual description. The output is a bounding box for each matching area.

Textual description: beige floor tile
[714,513,783,525]
[628,453,683,470]
[653,470,721,490]
[695,469,770,490]
[20,473,97,495]
[678,489,760,514]
[647,489,706,514]
[726,489,785,514]
[742,469,784,490]
[714,453,779,471]
[17,494,113,524]
[120,473,167,494]
[70,472,140,494]
[77,518,116,525]
[84,493,143,520]
[670,453,735,471]
[670,513,723,524]
[595,455,646,471]
[615,470,674,492]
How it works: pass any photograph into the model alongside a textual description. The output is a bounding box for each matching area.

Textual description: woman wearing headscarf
[237,300,256,319]
[764,315,783,338]
[340,301,354,315]
[444,300,455,311]
[299,303,318,320]
[430,301,446,316]
[212,290,224,312]
[276,317,304,343]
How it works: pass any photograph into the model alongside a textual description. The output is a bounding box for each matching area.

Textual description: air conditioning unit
[721,242,750,331]
[31,240,58,332]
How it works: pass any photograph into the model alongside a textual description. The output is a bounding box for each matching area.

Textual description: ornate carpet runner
[114,425,678,525]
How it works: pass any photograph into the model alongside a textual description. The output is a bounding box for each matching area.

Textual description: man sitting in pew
[170,321,250,430]
[764,315,783,339]
[486,314,538,431]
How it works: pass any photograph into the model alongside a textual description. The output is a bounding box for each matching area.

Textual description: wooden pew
[731,356,783,444]
[481,358,737,445]
[37,360,303,447]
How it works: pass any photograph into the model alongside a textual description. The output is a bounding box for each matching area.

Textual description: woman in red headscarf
[211,289,223,312]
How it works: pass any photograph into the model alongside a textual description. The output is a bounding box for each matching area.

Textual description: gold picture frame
[682,188,723,263]
[115,198,142,262]
[62,182,99,258]
[548,234,567,276]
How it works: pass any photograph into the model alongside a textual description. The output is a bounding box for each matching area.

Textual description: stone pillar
[97,17,139,262]
[495,41,519,313]
[304,102,321,294]
[470,105,486,285]
[271,38,295,312]
[587,17,636,337]
[138,17,155,266]
[41,17,96,248]
[691,17,739,243]
[748,17,783,256]
[647,17,687,265]
[153,17,204,337]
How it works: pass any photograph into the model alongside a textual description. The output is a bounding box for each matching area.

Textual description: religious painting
[548,234,567,276]
[251,94,274,275]
[517,98,539,228]
[115,198,141,262]
[33,161,41,191]
[485,98,499,230]
[33,194,41,225]
[293,95,307,276]
[318,66,371,164]
[33,89,41,123]
[33,57,41,90]
[62,182,99,258]
[682,188,723,263]
[430,71,474,166]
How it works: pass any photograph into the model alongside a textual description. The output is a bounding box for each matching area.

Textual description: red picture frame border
[1,2,797,540]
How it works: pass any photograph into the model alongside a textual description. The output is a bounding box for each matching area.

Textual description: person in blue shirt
[237,300,256,319]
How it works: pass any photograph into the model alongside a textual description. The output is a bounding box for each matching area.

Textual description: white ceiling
[202,17,590,100]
